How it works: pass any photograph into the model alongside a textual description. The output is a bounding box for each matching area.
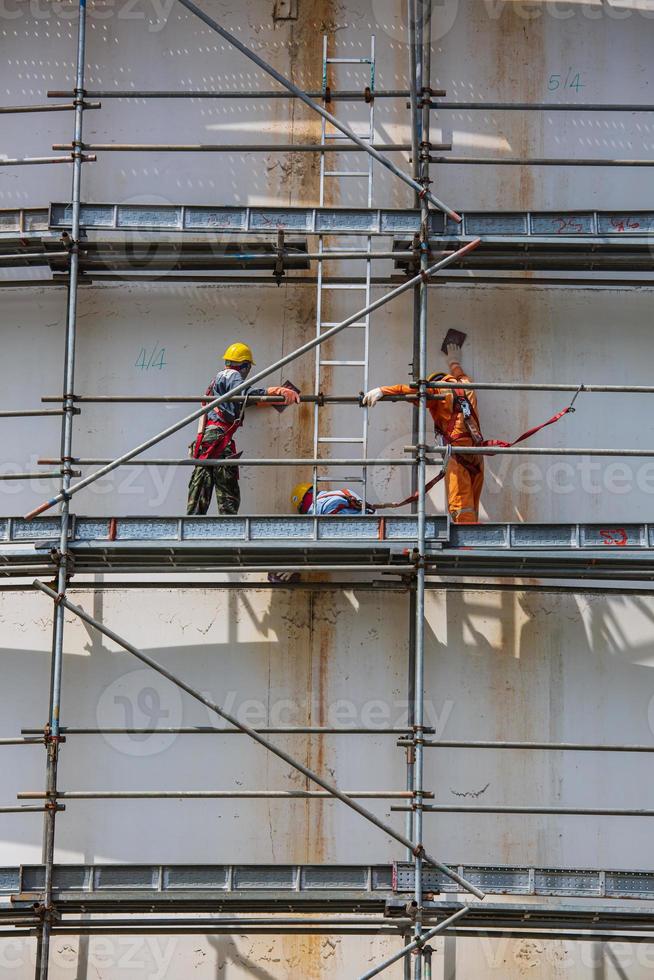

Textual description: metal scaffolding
[2,2,654,978]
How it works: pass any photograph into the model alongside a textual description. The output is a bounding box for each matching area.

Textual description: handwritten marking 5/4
[548,70,585,93]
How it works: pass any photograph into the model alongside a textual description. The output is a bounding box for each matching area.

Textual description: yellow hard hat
[290,482,313,512]
[223,342,255,364]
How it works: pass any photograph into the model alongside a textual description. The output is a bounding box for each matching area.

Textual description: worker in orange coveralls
[363,339,484,523]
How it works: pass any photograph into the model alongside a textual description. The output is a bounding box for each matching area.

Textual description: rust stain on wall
[472,3,546,210]
[278,588,338,978]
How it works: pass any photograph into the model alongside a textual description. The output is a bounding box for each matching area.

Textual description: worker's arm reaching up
[362,340,472,407]
[445,342,471,382]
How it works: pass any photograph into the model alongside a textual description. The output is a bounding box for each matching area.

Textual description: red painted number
[553,217,584,235]
[600,528,628,547]
[610,217,640,233]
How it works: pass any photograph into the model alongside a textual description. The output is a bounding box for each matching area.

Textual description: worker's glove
[268,385,301,405]
[446,343,463,366]
[362,387,383,407]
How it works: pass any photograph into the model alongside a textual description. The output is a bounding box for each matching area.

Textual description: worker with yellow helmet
[187,343,300,515]
[290,482,375,516]
[363,338,484,523]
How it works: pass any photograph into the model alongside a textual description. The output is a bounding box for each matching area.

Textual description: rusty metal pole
[406,0,421,917]
[35,3,87,978]
[413,3,434,977]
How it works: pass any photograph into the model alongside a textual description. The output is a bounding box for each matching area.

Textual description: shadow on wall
[207,936,278,979]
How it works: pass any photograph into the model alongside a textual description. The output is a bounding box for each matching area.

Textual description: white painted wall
[2,1,654,977]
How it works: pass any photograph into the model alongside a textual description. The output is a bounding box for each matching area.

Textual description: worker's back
[308,489,364,516]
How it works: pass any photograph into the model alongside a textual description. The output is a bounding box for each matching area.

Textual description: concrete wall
[2,1,654,977]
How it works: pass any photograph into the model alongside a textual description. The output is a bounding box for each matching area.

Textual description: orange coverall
[381,359,484,523]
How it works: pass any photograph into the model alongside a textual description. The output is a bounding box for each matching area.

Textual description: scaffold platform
[2,206,654,277]
[2,863,654,938]
[1,517,653,579]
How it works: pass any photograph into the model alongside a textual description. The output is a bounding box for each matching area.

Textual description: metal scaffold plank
[4,862,654,905]
[0,519,652,578]
[38,203,654,240]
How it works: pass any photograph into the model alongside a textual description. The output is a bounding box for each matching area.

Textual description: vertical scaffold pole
[413,2,432,977]
[406,9,422,972]
[35,2,87,977]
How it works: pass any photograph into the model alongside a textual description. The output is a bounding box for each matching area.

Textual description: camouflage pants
[186,442,240,516]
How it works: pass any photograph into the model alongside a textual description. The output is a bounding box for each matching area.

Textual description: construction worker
[362,340,483,523]
[290,482,375,516]
[266,483,374,584]
[187,343,300,515]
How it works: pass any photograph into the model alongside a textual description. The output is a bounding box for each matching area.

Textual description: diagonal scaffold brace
[173,0,461,223]
[31,579,485,901]
[24,238,480,520]
[358,906,470,979]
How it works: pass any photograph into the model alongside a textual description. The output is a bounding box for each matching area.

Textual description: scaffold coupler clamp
[412,724,425,747]
[43,726,65,747]
[44,793,63,812]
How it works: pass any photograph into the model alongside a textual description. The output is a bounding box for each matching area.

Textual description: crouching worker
[363,339,483,524]
[187,342,300,515]
[290,482,376,516]
[268,483,374,585]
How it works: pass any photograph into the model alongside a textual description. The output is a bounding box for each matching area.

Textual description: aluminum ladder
[312,34,376,511]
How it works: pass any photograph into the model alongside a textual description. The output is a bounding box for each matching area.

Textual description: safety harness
[375,384,583,511]
[190,388,250,462]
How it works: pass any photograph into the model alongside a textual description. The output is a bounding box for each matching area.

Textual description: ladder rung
[325,57,373,64]
[324,132,372,140]
[318,437,365,444]
[320,359,366,367]
[316,476,365,484]
[323,170,370,177]
[320,283,368,290]
[321,321,367,328]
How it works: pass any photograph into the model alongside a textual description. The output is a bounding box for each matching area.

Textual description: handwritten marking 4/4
[135,344,167,371]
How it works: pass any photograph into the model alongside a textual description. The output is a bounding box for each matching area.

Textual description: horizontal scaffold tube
[40,381,654,403]
[393,805,654,816]
[23,727,421,736]
[430,156,654,167]
[0,410,64,418]
[54,142,431,154]
[20,790,424,800]
[0,805,64,814]
[38,458,420,467]
[0,155,96,166]
[49,88,445,100]
[41,394,444,404]
[430,101,654,112]
[0,102,100,114]
[397,739,654,753]
[423,381,654,393]
[31,579,486,902]
[0,472,68,481]
[421,446,654,458]
[24,238,480,519]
